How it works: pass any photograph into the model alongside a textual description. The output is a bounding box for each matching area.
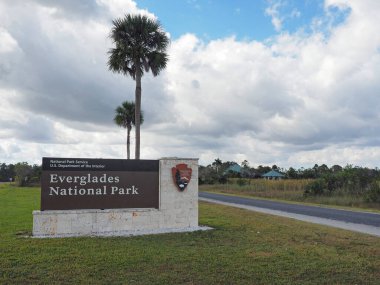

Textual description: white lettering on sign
[48,173,139,197]
[48,185,139,196]
[111,186,139,195]
[49,174,120,186]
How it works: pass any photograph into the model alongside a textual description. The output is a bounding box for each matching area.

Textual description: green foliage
[114,101,144,159]
[14,162,32,186]
[304,166,380,200]
[200,159,379,207]
[114,101,144,129]
[0,163,15,182]
[218,175,228,184]
[199,160,239,184]
[108,14,169,78]
[2,162,41,186]
[365,182,380,203]
[256,165,271,175]
[199,165,221,185]
[304,179,326,196]
[237,178,248,186]
[286,167,298,179]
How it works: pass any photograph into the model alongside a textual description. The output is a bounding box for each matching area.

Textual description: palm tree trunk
[127,126,131,159]
[135,69,142,160]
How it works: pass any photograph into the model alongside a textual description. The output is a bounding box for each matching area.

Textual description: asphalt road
[199,192,380,227]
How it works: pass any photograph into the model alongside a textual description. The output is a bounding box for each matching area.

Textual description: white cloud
[324,0,351,10]
[0,28,19,53]
[0,0,379,168]
[265,1,301,33]
[160,0,380,166]
[96,0,155,19]
[265,1,283,32]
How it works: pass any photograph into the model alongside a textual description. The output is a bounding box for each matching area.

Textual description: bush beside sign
[41,157,159,210]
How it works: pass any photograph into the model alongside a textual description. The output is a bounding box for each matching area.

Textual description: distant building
[224,164,258,178]
[224,164,242,174]
[262,170,285,180]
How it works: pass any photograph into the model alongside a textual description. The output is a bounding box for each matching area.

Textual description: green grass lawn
[1,184,380,284]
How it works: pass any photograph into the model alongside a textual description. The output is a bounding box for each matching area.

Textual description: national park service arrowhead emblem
[172,164,192,192]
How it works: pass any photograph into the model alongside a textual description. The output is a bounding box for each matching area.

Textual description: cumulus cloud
[0,0,156,163]
[158,0,380,167]
[0,0,142,128]
[0,0,379,168]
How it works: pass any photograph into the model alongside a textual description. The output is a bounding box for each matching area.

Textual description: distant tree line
[304,165,380,202]
[2,159,380,203]
[0,162,41,186]
[199,159,380,203]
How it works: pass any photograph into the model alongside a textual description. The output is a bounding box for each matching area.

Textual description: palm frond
[107,14,170,80]
[113,101,144,128]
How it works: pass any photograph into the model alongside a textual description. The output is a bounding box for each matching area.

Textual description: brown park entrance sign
[41,157,159,211]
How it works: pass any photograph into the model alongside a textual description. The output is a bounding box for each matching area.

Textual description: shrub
[304,179,326,196]
[218,175,228,184]
[237,178,248,187]
[365,182,380,203]
[14,162,32,187]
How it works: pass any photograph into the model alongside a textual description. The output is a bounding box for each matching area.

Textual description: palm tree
[108,14,169,159]
[114,101,144,159]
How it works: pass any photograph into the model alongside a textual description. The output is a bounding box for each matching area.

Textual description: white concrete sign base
[33,158,204,238]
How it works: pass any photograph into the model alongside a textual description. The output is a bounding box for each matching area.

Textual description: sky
[0,0,379,169]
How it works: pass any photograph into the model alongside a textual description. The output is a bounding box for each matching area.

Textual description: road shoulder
[199,197,380,237]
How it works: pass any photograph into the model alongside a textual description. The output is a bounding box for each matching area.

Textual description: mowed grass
[1,184,380,284]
